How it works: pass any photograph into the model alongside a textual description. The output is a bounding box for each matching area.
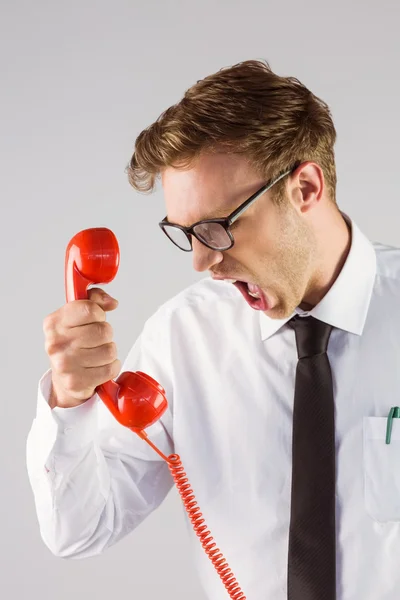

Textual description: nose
[192,237,223,272]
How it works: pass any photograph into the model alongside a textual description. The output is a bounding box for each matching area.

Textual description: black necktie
[287,314,336,600]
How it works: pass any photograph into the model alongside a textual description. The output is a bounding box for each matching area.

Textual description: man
[26,59,400,600]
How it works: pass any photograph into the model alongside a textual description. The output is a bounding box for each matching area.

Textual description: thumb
[87,287,119,311]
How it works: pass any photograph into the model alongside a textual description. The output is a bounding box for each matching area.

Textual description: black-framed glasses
[159,165,296,252]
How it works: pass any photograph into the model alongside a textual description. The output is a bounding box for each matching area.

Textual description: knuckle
[50,353,69,374]
[45,330,67,357]
[43,312,61,338]
[112,358,122,377]
[99,320,113,341]
[82,300,95,318]
[45,338,61,356]
[83,300,104,321]
[105,342,117,361]
[42,314,54,334]
[94,321,105,341]
[87,287,104,302]
[104,359,120,380]
[104,362,115,378]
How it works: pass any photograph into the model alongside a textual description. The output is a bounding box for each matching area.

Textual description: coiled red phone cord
[136,430,246,599]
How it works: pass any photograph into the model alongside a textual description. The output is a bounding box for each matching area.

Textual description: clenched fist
[43,288,121,408]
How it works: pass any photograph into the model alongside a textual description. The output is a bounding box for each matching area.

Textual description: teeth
[247,282,261,298]
[224,279,237,283]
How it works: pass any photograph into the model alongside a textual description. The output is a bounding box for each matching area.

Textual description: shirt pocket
[363,416,400,522]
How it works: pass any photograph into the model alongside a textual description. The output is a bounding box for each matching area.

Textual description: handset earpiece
[64,227,168,431]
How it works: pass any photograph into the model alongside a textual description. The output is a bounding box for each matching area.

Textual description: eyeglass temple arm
[228,168,294,224]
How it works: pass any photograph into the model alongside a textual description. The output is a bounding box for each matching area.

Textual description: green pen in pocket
[385,406,400,444]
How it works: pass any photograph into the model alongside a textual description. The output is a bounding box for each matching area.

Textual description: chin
[265,299,293,320]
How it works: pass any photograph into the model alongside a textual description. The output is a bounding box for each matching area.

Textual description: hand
[43,288,121,408]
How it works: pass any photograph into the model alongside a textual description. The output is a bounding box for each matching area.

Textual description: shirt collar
[259,211,377,341]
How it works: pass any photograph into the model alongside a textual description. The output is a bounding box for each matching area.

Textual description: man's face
[161,152,316,319]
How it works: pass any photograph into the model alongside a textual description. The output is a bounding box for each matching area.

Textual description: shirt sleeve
[25,310,175,559]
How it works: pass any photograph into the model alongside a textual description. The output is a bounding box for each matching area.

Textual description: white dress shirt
[26,211,400,599]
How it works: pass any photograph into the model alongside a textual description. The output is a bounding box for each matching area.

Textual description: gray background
[1,0,399,598]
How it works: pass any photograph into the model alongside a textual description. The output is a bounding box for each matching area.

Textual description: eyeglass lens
[163,222,231,250]
[163,225,192,250]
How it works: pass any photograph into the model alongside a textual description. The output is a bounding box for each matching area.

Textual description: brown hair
[126,59,337,205]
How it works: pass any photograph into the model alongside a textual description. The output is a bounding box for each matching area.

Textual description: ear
[288,161,324,214]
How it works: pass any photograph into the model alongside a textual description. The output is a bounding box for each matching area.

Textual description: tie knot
[289,315,333,359]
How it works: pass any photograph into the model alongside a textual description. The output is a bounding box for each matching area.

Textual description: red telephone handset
[65,227,168,432]
[65,227,246,600]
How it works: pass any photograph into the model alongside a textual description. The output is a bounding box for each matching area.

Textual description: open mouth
[233,280,269,311]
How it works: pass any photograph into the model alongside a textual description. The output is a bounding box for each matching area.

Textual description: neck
[299,211,351,311]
